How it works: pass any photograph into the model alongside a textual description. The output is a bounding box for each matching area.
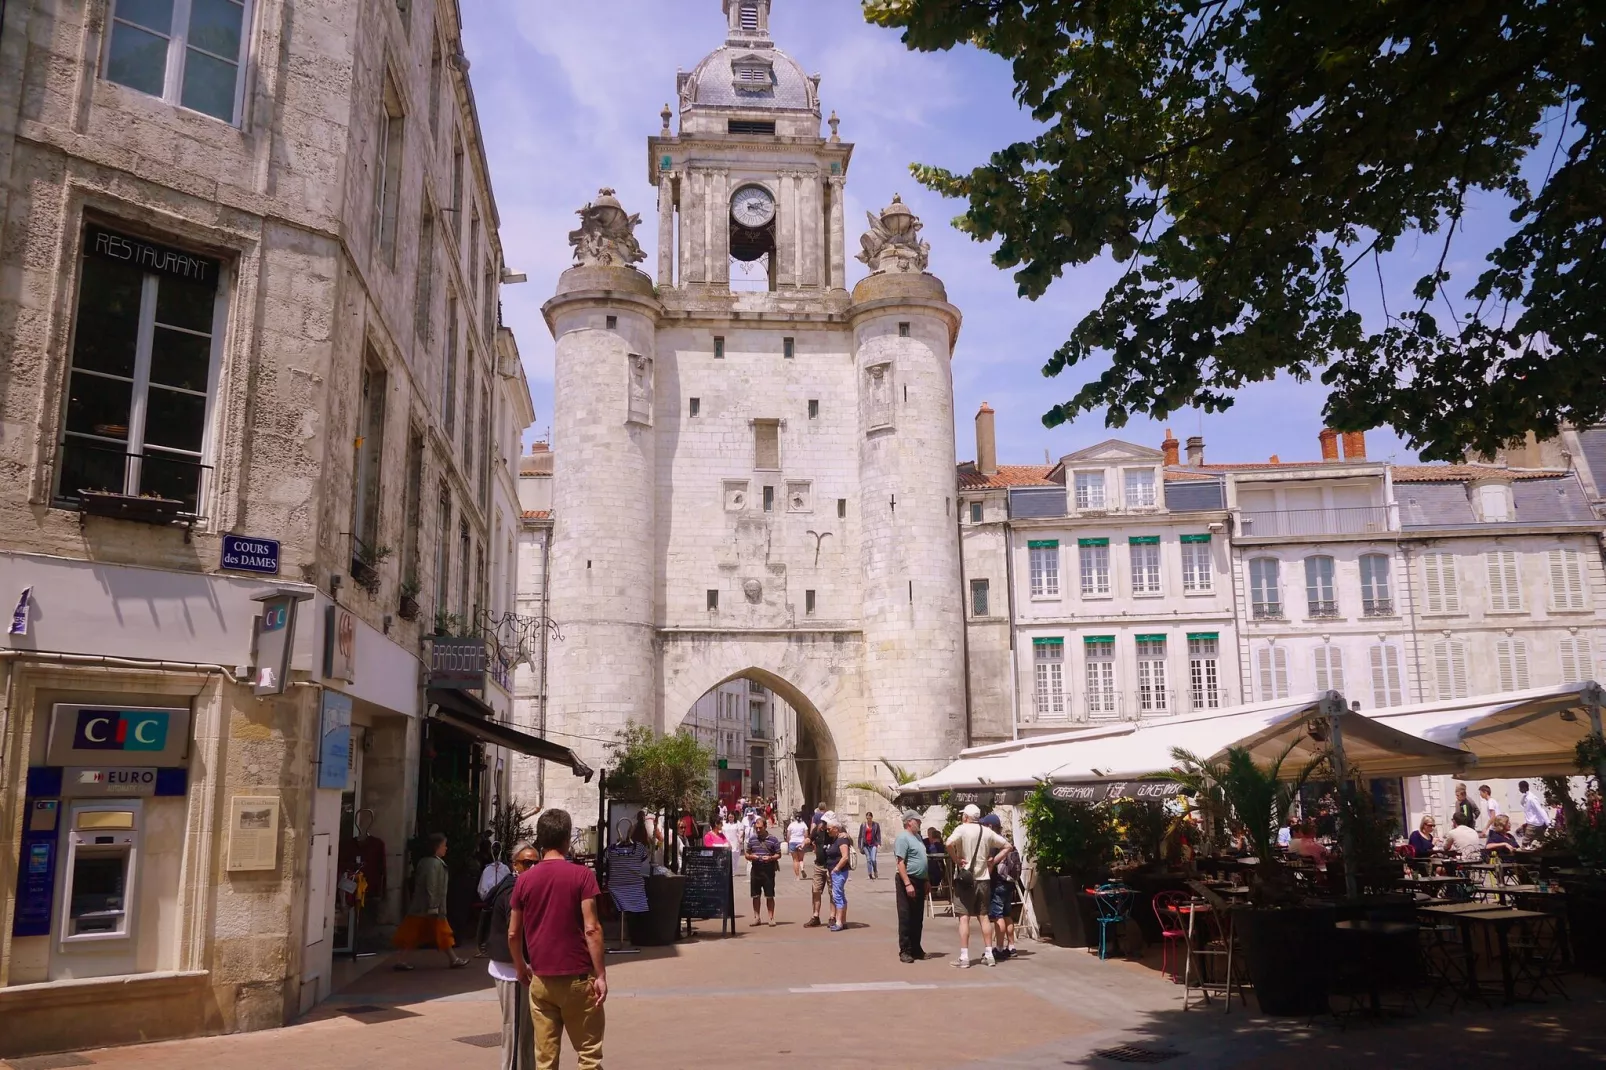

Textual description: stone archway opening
[674,668,838,821]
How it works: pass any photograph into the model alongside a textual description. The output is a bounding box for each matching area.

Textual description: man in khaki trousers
[508,810,607,1069]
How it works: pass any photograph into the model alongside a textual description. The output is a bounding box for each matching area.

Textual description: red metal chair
[1153,890,1191,984]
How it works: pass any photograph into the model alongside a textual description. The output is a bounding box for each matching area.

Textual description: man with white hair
[892,810,929,963]
[945,804,1010,968]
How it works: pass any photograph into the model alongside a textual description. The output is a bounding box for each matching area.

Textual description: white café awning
[1368,681,1603,778]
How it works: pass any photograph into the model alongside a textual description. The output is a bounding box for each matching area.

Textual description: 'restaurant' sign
[84,224,218,282]
[429,637,489,690]
[221,534,280,575]
[1049,779,1187,803]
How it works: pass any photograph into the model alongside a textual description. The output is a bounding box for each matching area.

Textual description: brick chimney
[1162,428,1180,467]
[1342,430,1367,460]
[1185,435,1205,466]
[1318,428,1339,461]
[975,402,997,477]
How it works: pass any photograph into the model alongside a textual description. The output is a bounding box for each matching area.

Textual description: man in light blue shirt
[1277,816,1293,849]
[892,811,928,963]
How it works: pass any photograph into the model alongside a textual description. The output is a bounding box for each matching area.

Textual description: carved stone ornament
[743,579,763,604]
[856,194,930,275]
[568,188,647,267]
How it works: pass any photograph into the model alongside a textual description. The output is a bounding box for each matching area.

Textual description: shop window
[105,0,253,123]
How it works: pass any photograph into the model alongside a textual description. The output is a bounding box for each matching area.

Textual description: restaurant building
[0,0,550,1058]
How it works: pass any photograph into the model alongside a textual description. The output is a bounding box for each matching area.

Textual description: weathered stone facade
[540,1,968,819]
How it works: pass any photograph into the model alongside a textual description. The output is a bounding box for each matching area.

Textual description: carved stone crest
[856,194,930,275]
[743,579,763,604]
[568,188,646,267]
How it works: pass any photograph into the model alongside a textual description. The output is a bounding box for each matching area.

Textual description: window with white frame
[1180,535,1213,592]
[1188,636,1221,710]
[1486,550,1524,612]
[1559,634,1594,683]
[1368,643,1404,707]
[1312,644,1345,693]
[1084,638,1117,718]
[1255,645,1289,701]
[1034,638,1066,719]
[1124,468,1157,508]
[105,0,252,123]
[1432,637,1470,700]
[1548,549,1587,610]
[1130,538,1162,595]
[1079,539,1111,596]
[57,227,223,515]
[1136,637,1169,714]
[1073,471,1106,510]
[1028,540,1060,597]
[1495,635,1531,692]
[1249,558,1283,618]
[1304,556,1338,617]
[1360,553,1392,616]
[1422,551,1461,613]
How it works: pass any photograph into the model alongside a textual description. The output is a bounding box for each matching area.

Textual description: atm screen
[69,855,128,935]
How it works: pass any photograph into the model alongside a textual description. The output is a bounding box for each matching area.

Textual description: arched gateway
[539,1,968,823]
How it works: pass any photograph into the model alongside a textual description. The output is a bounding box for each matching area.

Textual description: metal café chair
[1153,890,1191,984]
[1092,882,1134,961]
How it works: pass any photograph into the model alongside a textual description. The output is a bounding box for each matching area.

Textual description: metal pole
[1325,693,1359,899]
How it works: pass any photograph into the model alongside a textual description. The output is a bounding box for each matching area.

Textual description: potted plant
[1021,785,1118,948]
[606,724,714,945]
[1544,735,1606,976]
[398,576,422,621]
[1168,742,1332,1015]
[351,543,392,597]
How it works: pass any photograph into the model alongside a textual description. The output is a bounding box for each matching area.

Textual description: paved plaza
[9,874,1605,1070]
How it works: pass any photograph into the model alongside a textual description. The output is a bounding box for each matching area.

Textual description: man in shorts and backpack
[982,813,1020,960]
[945,804,1010,968]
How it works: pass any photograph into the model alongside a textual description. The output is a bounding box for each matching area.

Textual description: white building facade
[539,0,968,819]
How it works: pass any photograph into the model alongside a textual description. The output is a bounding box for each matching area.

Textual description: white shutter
[1312,646,1345,694]
[1424,552,1459,613]
[1370,644,1403,707]
[1549,550,1587,611]
[1496,636,1531,692]
[1272,646,1290,699]
[1256,646,1274,701]
[1487,551,1523,612]
[1433,638,1470,700]
[1559,635,1592,683]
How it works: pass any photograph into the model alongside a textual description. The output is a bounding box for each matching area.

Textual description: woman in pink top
[703,811,728,848]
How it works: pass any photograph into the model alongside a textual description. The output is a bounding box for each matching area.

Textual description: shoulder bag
[951,826,983,893]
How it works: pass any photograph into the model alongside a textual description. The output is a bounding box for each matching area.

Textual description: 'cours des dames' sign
[46,705,192,768]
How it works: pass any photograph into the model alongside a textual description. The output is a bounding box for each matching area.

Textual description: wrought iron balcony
[1239,505,1392,538]
[1306,600,1342,619]
[1251,602,1285,621]
[1363,597,1396,617]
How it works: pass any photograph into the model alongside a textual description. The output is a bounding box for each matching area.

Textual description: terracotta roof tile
[521,510,551,520]
[957,462,1057,489]
[1390,464,1565,482]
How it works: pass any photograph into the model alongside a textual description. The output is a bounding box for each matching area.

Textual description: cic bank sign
[46,704,192,768]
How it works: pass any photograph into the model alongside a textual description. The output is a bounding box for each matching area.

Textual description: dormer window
[1471,479,1513,522]
[1124,468,1157,509]
[732,54,775,94]
[1074,471,1107,510]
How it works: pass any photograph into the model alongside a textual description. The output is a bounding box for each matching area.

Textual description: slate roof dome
[682,43,819,113]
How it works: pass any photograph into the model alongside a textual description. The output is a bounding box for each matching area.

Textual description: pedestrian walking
[1453,783,1480,829]
[859,812,883,879]
[745,816,783,926]
[1477,784,1502,833]
[982,813,1020,960]
[825,815,852,931]
[392,832,469,970]
[786,811,809,880]
[703,810,728,847]
[476,843,511,957]
[945,805,1009,968]
[892,810,928,963]
[722,811,746,875]
[488,844,538,1070]
[508,809,607,1070]
[805,811,832,927]
[1519,780,1551,842]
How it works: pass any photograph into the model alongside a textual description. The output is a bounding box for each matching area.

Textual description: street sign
[429,636,489,689]
[221,534,280,575]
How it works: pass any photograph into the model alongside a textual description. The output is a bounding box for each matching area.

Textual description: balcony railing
[1085,691,1122,722]
[1135,688,1176,717]
[1239,505,1392,538]
[1251,602,1285,620]
[1363,597,1395,617]
[1306,600,1341,619]
[1187,687,1232,713]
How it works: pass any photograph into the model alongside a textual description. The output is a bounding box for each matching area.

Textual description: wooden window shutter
[1549,550,1586,611]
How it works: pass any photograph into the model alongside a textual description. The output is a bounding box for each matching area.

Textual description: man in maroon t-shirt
[508,809,607,1070]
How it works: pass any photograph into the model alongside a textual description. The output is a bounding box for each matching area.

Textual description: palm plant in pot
[1021,785,1118,948]
[1167,741,1332,1015]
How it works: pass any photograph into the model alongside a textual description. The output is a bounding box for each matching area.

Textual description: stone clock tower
[541,0,968,817]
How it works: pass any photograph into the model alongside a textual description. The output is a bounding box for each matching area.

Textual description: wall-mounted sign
[324,605,357,683]
[226,795,281,872]
[63,767,159,797]
[1048,779,1186,803]
[84,224,218,283]
[252,589,312,696]
[46,705,191,768]
[221,534,280,575]
[317,691,353,791]
[9,586,30,635]
[429,637,489,690]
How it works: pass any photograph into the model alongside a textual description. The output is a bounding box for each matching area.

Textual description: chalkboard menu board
[680,847,734,934]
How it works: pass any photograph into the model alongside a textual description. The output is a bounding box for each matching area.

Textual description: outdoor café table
[1334,920,1421,1017]
[1419,902,1507,1004]
[1463,908,1554,1005]
[1396,874,1473,898]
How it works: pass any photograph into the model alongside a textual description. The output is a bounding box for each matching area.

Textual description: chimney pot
[1270,454,1280,464]
[1342,430,1367,460]
[975,402,998,477]
[1185,435,1205,466]
[1162,427,1180,467]
[1318,427,1340,461]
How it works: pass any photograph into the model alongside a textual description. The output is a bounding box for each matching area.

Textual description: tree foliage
[607,724,715,816]
[864,0,1603,459]
[1021,785,1118,875]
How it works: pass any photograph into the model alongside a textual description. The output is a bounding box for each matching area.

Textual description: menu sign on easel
[679,847,734,935]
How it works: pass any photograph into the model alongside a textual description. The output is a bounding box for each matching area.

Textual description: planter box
[78,491,191,525]
[398,596,421,621]
[1039,873,1095,949]
[1240,903,1336,1015]
[627,873,685,946]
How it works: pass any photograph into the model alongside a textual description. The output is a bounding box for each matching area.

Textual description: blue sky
[460,0,1529,469]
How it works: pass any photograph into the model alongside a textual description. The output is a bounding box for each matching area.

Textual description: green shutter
[1084,635,1116,644]
[1032,637,1064,647]
[1134,634,1167,643]
[1077,537,1109,547]
[1027,539,1060,549]
[1186,631,1220,641]
[1180,533,1212,544]
[1129,535,1160,545]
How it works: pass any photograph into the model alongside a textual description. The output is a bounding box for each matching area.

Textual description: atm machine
[52,799,143,978]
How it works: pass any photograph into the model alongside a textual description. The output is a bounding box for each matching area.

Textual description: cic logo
[72,709,170,752]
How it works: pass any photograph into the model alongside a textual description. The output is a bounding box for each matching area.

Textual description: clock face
[731,185,776,228]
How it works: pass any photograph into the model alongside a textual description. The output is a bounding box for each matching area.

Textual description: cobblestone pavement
[11,872,1606,1069]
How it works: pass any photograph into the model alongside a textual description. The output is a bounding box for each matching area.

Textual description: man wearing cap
[892,810,928,963]
[982,813,1021,961]
[803,810,834,928]
[945,804,1010,968]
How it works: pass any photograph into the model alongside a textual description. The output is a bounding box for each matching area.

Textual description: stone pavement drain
[1090,1045,1185,1064]
[451,1034,501,1049]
